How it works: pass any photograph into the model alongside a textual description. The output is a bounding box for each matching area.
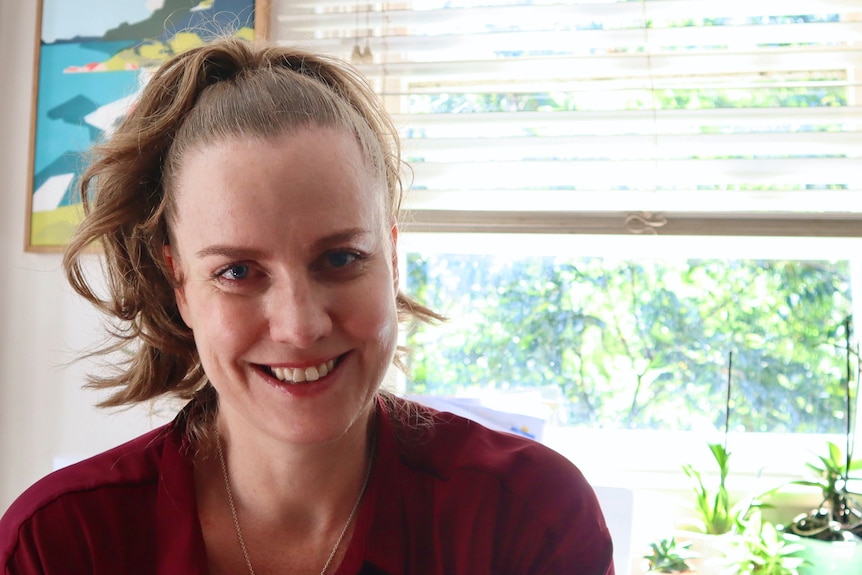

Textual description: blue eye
[220,264,250,281]
[327,251,358,268]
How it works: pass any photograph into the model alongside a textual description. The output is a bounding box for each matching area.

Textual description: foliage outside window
[404,249,855,434]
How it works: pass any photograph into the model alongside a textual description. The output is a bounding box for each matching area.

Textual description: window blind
[271,0,862,237]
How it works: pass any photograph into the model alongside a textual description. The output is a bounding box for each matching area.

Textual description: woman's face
[167,127,398,447]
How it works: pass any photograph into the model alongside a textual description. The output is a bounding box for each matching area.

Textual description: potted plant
[784,442,862,575]
[788,441,862,541]
[644,537,697,574]
[682,441,737,535]
[783,317,862,574]
[681,353,741,536]
[677,352,778,574]
[725,509,805,575]
[680,439,777,574]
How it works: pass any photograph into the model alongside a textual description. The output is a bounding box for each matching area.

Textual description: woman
[0,38,614,574]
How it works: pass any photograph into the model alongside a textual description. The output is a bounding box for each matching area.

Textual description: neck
[217,411,375,530]
[196,408,378,575]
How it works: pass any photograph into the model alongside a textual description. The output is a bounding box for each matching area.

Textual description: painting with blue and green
[30,0,257,248]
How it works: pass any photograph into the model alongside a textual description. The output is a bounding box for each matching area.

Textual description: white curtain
[272,0,862,236]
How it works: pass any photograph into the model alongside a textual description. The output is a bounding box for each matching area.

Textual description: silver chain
[215,429,375,575]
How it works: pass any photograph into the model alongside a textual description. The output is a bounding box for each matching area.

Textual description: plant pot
[785,534,862,575]
[675,531,736,575]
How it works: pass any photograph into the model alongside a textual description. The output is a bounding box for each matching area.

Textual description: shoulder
[377,396,613,574]
[4,423,175,518]
[0,423,179,568]
[383,396,600,520]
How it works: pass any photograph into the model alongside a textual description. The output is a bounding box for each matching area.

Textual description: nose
[266,276,333,348]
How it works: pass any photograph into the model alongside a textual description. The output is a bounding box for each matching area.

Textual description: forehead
[169,128,387,249]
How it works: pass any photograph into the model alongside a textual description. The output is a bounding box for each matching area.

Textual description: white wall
[0,1,172,512]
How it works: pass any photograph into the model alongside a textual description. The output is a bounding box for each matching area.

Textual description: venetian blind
[271,0,862,237]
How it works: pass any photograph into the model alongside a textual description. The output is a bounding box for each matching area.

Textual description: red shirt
[1,398,614,574]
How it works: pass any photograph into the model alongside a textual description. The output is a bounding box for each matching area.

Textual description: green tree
[405,255,853,433]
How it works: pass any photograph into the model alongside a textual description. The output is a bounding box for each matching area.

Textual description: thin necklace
[215,429,375,575]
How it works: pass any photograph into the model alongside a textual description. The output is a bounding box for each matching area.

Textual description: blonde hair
[63,37,441,445]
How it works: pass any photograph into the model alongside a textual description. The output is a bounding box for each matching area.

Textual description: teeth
[271,360,335,383]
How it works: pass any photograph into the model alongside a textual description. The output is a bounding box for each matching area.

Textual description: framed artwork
[26,0,271,252]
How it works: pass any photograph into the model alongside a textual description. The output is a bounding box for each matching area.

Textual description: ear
[164,245,193,329]
[389,218,399,294]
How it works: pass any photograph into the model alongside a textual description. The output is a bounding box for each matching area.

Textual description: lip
[267,354,342,370]
[254,353,347,396]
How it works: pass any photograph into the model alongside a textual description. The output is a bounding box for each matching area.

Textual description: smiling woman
[166,129,400,450]
[0,37,615,575]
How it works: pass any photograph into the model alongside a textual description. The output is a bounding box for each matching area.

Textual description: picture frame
[25,0,271,252]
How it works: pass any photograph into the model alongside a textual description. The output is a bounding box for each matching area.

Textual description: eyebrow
[194,228,373,260]
[310,228,374,251]
[194,245,266,260]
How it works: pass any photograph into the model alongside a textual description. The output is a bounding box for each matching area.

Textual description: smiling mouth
[265,359,337,384]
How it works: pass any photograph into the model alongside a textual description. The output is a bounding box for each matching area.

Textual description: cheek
[183,293,262,357]
[350,283,399,356]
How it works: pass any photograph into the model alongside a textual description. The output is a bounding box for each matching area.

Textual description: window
[403,238,855,435]
[273,0,862,483]
[398,233,862,486]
